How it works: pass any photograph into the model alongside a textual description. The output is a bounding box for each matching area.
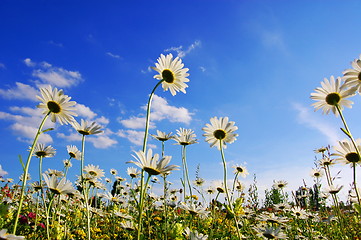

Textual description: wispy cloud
[88,135,118,149]
[165,40,201,58]
[58,128,117,149]
[118,94,192,147]
[24,58,36,67]
[47,40,63,47]
[75,103,98,119]
[24,58,83,88]
[106,52,121,59]
[0,63,6,69]
[293,103,340,144]
[247,19,288,55]
[0,165,8,177]
[0,108,54,144]
[120,94,192,130]
[117,129,144,146]
[119,116,153,129]
[0,82,39,101]
[141,66,152,74]
[146,95,193,124]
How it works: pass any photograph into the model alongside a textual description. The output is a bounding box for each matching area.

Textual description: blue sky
[1,0,361,201]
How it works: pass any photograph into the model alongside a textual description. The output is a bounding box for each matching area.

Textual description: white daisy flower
[71,119,103,135]
[202,117,238,150]
[151,53,190,96]
[37,85,77,124]
[127,149,179,176]
[311,76,356,115]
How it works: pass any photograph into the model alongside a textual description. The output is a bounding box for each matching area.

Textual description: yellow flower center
[69,152,76,158]
[345,152,360,163]
[47,101,61,113]
[217,187,225,193]
[325,93,340,106]
[358,71,361,81]
[143,167,161,176]
[263,233,275,239]
[50,188,61,195]
[213,129,226,140]
[162,69,175,83]
[36,151,47,157]
[78,130,90,135]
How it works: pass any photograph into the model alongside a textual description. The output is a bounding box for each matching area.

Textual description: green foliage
[247,174,259,211]
[264,187,285,208]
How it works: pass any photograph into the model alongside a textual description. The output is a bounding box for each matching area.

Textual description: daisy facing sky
[1,1,361,202]
[310,76,356,116]
[151,53,190,96]
[37,85,77,125]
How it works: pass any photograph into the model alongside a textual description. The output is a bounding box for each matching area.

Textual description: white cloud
[11,122,53,144]
[0,82,39,101]
[0,165,8,176]
[23,59,83,88]
[106,52,121,59]
[117,129,144,146]
[32,66,82,88]
[95,116,110,125]
[120,95,192,131]
[293,103,340,145]
[48,40,63,47]
[120,116,148,129]
[57,132,82,142]
[249,22,288,54]
[165,40,201,58]
[141,66,153,74]
[58,129,117,149]
[24,58,36,67]
[88,135,118,149]
[75,103,97,119]
[148,95,193,124]
[0,63,6,69]
[0,107,54,144]
[199,66,206,72]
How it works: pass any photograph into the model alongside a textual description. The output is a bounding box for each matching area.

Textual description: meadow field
[1,53,361,240]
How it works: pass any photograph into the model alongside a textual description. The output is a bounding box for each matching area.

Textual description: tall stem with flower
[12,113,49,234]
[127,149,179,240]
[202,116,242,239]
[133,54,188,240]
[311,76,361,205]
[13,85,77,235]
[71,119,103,240]
[334,104,361,204]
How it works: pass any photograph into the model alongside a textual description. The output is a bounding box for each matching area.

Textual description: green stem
[84,183,92,240]
[13,112,50,234]
[63,157,72,179]
[161,141,165,157]
[80,134,86,190]
[219,141,242,240]
[335,105,361,204]
[182,145,193,202]
[46,194,56,240]
[137,173,151,240]
[79,134,91,240]
[142,80,164,153]
[231,172,239,203]
[162,174,168,240]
